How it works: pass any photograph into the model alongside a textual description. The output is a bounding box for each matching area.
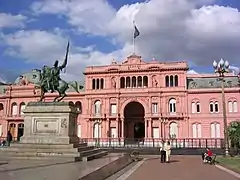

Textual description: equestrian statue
[34,41,81,102]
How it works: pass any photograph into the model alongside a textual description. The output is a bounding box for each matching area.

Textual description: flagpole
[133,20,135,55]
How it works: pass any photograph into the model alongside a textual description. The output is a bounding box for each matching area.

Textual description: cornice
[84,67,189,75]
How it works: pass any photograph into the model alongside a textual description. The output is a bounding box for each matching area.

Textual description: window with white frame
[152,103,158,114]
[0,124,2,136]
[93,123,101,138]
[209,101,219,113]
[94,100,101,115]
[228,101,238,113]
[233,101,238,112]
[169,98,176,114]
[196,103,200,113]
[210,123,220,138]
[20,103,26,115]
[214,102,219,112]
[12,103,18,116]
[191,102,200,113]
[191,102,196,113]
[192,123,202,138]
[110,104,117,115]
[169,122,178,138]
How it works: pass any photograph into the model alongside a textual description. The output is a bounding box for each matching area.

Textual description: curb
[215,164,240,179]
[79,154,132,180]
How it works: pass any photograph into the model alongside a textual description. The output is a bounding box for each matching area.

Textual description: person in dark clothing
[160,140,166,163]
[7,130,12,146]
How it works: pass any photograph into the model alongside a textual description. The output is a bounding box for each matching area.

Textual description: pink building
[0,54,239,146]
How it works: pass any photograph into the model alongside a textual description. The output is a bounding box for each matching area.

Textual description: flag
[134,24,140,39]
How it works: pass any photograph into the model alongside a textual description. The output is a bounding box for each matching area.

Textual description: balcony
[6,114,24,121]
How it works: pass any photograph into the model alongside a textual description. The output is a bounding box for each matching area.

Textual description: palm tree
[228,121,240,155]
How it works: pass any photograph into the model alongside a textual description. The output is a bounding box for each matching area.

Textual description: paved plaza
[0,154,122,180]
[125,156,240,180]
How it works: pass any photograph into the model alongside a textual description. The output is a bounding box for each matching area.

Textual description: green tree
[228,121,240,154]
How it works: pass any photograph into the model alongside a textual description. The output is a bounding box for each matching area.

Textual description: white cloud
[0,13,27,28]
[2,30,133,81]
[29,0,240,66]
[0,76,6,83]
[187,70,199,74]
[3,0,240,81]
[31,0,116,35]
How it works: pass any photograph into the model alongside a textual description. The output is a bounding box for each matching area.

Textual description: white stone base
[20,102,79,145]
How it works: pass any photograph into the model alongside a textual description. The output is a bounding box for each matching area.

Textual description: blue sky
[0,0,240,82]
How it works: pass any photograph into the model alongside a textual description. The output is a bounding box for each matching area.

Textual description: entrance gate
[124,101,145,140]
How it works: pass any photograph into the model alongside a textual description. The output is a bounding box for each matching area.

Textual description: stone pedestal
[20,102,79,144]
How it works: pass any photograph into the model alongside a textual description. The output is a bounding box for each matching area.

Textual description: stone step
[9,143,88,149]
[0,151,80,157]
[0,145,94,153]
[82,151,108,162]
[80,148,103,157]
[0,155,81,161]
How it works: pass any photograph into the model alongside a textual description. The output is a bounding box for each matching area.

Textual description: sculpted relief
[152,75,158,87]
[111,77,116,88]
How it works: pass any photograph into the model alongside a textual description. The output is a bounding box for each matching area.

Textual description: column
[148,119,152,138]
[159,119,161,138]
[116,119,118,138]
[145,119,148,138]
[121,119,124,138]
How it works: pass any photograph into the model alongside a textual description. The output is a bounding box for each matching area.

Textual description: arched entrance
[17,123,24,141]
[124,101,145,139]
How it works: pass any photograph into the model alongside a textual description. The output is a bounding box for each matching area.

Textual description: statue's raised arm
[59,41,70,71]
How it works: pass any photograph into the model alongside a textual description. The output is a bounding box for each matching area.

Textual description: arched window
[192,102,200,113]
[92,79,95,89]
[210,123,220,138]
[0,124,2,137]
[137,76,142,87]
[0,103,4,115]
[132,76,136,88]
[228,101,238,113]
[100,78,104,89]
[94,100,101,115]
[77,124,81,138]
[120,77,125,88]
[169,98,176,114]
[126,77,131,88]
[196,102,200,113]
[169,122,178,138]
[214,102,219,113]
[9,123,16,138]
[20,102,26,115]
[12,102,18,116]
[170,76,174,87]
[192,123,202,138]
[233,101,238,112]
[174,75,178,86]
[96,79,100,89]
[191,102,196,113]
[143,76,148,87]
[93,122,101,138]
[17,123,24,141]
[75,101,82,114]
[165,76,169,87]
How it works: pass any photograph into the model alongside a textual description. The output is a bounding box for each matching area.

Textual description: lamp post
[213,58,230,156]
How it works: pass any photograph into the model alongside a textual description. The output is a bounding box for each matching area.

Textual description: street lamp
[213,58,230,156]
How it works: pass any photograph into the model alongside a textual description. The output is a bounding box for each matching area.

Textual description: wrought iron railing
[80,138,224,149]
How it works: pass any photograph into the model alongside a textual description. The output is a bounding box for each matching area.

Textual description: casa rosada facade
[0,54,239,146]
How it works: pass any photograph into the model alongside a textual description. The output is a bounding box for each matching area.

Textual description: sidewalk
[127,156,240,180]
